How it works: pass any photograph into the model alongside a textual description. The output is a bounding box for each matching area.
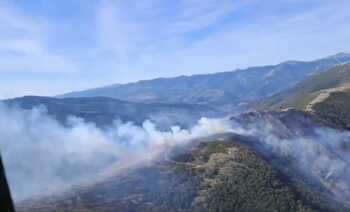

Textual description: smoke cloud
[0,103,232,201]
[1,103,350,205]
[230,118,350,204]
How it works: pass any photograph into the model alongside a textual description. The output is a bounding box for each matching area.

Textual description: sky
[0,0,350,98]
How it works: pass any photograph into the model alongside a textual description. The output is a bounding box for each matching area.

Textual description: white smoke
[0,103,232,201]
[1,103,350,204]
[230,119,350,203]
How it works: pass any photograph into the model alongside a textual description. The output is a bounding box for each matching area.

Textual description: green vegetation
[313,91,350,130]
[254,63,350,111]
[253,64,350,130]
[18,139,348,212]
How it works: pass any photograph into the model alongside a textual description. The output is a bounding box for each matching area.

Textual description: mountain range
[6,52,350,212]
[6,53,350,127]
[61,53,350,112]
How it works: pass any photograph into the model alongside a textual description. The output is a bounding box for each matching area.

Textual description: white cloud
[122,0,350,76]
[0,3,77,74]
[169,0,243,33]
[1,0,350,98]
[94,0,245,63]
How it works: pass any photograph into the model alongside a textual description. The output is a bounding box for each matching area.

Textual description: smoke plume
[230,117,350,203]
[0,103,231,201]
[1,103,350,205]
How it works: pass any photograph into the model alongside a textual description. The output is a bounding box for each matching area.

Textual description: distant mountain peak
[328,52,350,58]
[326,52,350,66]
[280,60,304,65]
[336,52,349,55]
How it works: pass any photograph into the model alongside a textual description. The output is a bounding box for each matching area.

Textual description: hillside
[16,137,346,212]
[311,91,350,130]
[5,54,350,212]
[3,96,219,128]
[60,53,350,110]
[15,111,350,212]
[253,63,350,129]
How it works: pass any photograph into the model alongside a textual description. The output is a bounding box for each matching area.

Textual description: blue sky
[0,0,350,98]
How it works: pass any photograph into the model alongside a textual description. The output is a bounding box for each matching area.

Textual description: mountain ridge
[16,110,350,212]
[3,96,220,128]
[252,63,350,130]
[60,53,350,111]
